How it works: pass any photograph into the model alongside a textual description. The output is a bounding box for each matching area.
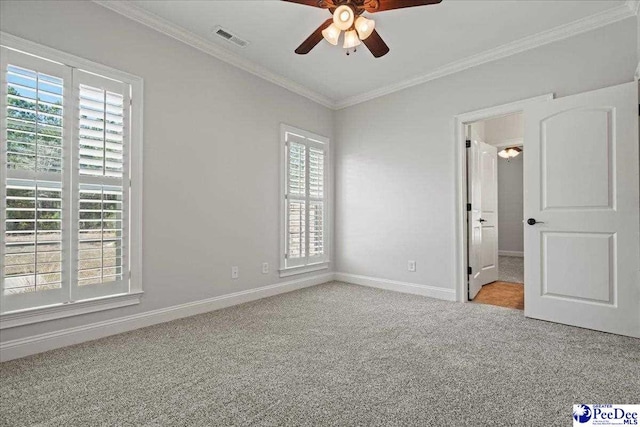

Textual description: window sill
[0,292,143,330]
[279,262,330,278]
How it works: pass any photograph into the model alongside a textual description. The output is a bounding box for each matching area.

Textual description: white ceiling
[482,112,523,147]
[110,0,633,107]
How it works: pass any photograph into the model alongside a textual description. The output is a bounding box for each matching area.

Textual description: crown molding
[92,0,335,109]
[93,1,635,111]
[334,3,636,109]
[626,0,639,15]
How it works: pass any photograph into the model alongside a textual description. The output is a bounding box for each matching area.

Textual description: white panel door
[468,138,499,299]
[524,82,640,337]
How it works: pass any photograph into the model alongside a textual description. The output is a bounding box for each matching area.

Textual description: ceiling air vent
[213,26,249,48]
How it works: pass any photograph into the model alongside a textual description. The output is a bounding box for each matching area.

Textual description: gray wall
[0,0,334,342]
[482,113,524,255]
[0,1,637,344]
[498,154,524,254]
[334,18,637,289]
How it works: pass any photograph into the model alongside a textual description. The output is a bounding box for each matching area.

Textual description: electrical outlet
[408,260,416,272]
[231,266,239,279]
[262,262,269,274]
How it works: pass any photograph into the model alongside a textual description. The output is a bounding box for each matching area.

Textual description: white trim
[335,7,630,108]
[335,5,634,109]
[456,94,555,123]
[279,263,330,278]
[0,293,142,330]
[89,1,634,110]
[130,73,144,295]
[499,250,524,258]
[0,32,141,86]
[453,93,554,303]
[490,137,524,149]
[0,273,333,362]
[334,273,457,302]
[91,0,334,109]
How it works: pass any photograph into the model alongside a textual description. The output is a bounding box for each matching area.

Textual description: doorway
[466,113,524,310]
[454,83,640,338]
[453,93,554,310]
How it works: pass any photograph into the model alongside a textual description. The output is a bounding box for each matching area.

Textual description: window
[280,125,329,276]
[0,34,142,326]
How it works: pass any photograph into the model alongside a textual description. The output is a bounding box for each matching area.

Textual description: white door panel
[468,138,498,299]
[541,109,612,209]
[524,82,639,337]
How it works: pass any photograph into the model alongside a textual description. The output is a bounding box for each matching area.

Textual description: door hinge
[467,266,472,275]
[465,139,471,148]
[284,253,288,259]
[466,203,471,211]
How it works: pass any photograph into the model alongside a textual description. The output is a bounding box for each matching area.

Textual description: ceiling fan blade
[365,0,442,13]
[295,19,333,54]
[281,0,334,9]
[362,30,390,58]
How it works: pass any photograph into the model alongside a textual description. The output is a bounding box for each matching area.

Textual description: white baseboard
[499,250,524,257]
[334,272,456,302]
[2,271,459,362]
[0,272,333,362]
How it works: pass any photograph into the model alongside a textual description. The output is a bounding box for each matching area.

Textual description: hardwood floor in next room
[472,256,525,310]
[473,282,524,310]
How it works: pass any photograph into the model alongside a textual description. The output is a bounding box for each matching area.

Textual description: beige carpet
[1,281,639,426]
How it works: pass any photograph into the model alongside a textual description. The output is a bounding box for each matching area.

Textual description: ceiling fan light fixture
[355,16,375,40]
[498,146,522,159]
[285,0,444,58]
[322,23,341,45]
[333,5,355,31]
[343,29,361,49]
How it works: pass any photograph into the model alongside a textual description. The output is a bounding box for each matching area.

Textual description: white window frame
[279,124,330,277]
[0,32,143,329]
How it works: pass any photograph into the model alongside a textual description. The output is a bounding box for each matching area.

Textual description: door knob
[527,218,544,225]
[479,218,487,223]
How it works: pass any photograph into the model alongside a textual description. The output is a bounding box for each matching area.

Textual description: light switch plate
[231,266,239,279]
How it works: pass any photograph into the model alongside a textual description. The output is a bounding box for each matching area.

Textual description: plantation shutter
[1,48,72,312]
[1,46,136,315]
[308,147,324,260]
[284,130,327,269]
[72,70,129,301]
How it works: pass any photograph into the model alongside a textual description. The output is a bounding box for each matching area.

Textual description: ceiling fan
[282,0,442,58]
